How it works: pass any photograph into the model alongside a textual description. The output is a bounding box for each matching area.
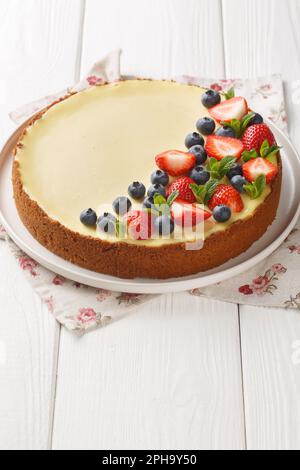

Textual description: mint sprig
[221,112,255,138]
[244,175,266,199]
[190,180,219,205]
[242,149,259,162]
[242,139,281,163]
[153,191,179,215]
[223,87,235,100]
[207,156,236,180]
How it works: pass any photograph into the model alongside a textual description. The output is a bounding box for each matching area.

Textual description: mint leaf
[244,174,266,199]
[224,87,235,100]
[207,156,236,179]
[242,149,258,162]
[190,180,219,205]
[116,219,126,238]
[260,139,270,158]
[221,113,255,138]
[166,190,179,207]
[154,194,167,206]
[241,112,256,133]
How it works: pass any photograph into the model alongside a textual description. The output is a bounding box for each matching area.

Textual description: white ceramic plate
[0,120,300,294]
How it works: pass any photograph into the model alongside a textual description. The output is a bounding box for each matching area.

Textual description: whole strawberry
[208,184,244,213]
[242,124,276,152]
[166,177,196,203]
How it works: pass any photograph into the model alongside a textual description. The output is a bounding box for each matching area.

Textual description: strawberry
[209,97,248,122]
[205,135,244,161]
[155,150,196,177]
[166,177,196,203]
[242,124,276,152]
[208,184,244,213]
[243,157,278,184]
[171,199,212,227]
[125,210,153,240]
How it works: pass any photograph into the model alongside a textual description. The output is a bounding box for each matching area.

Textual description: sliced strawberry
[125,210,153,240]
[242,124,276,153]
[205,135,244,161]
[166,177,196,203]
[208,184,244,213]
[209,97,248,122]
[155,150,196,177]
[243,157,278,184]
[171,199,211,227]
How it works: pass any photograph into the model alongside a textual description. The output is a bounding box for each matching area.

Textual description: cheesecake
[12,79,282,279]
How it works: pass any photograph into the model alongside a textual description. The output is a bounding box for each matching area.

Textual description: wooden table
[0,0,300,450]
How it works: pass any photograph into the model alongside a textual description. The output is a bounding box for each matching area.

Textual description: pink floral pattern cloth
[1,50,299,334]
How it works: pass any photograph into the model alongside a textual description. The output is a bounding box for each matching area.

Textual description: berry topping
[216,126,236,138]
[98,213,117,235]
[209,97,248,122]
[185,132,204,149]
[128,181,146,200]
[143,196,155,210]
[147,184,166,199]
[230,175,247,193]
[188,145,207,165]
[205,135,244,161]
[154,215,175,236]
[227,164,244,180]
[247,113,263,127]
[80,208,97,227]
[167,176,196,203]
[243,157,278,184]
[201,90,221,109]
[189,166,210,185]
[151,170,169,186]
[155,150,196,177]
[196,117,216,136]
[171,200,212,227]
[242,124,276,153]
[125,210,153,240]
[112,196,132,216]
[208,184,244,213]
[213,205,232,223]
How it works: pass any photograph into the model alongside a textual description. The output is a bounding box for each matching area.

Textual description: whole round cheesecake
[13,79,282,279]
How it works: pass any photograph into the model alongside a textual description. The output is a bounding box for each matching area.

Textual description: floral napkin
[1,50,299,335]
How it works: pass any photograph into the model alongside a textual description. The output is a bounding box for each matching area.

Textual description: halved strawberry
[209,97,248,122]
[155,150,196,177]
[243,157,278,184]
[171,199,211,227]
[208,184,244,213]
[242,124,276,153]
[205,135,244,161]
[166,177,196,203]
[125,210,153,240]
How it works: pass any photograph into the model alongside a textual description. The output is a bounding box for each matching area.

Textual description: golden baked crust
[12,87,282,280]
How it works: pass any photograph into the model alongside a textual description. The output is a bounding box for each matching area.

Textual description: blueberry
[201,89,221,109]
[196,117,216,136]
[154,215,175,236]
[216,126,236,138]
[143,196,155,209]
[97,213,117,234]
[151,170,169,186]
[185,132,204,149]
[147,184,166,199]
[189,166,210,185]
[213,205,232,223]
[80,208,97,227]
[189,145,207,165]
[227,164,243,180]
[230,175,247,193]
[112,196,132,215]
[128,181,146,199]
[247,113,263,127]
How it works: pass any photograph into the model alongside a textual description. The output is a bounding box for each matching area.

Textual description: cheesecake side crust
[12,157,282,280]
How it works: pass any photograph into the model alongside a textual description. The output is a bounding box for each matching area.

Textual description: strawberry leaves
[242,139,281,163]
[221,112,256,138]
[207,156,237,180]
[244,174,266,199]
[190,180,219,205]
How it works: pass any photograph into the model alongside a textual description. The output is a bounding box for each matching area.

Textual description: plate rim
[0,119,300,294]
